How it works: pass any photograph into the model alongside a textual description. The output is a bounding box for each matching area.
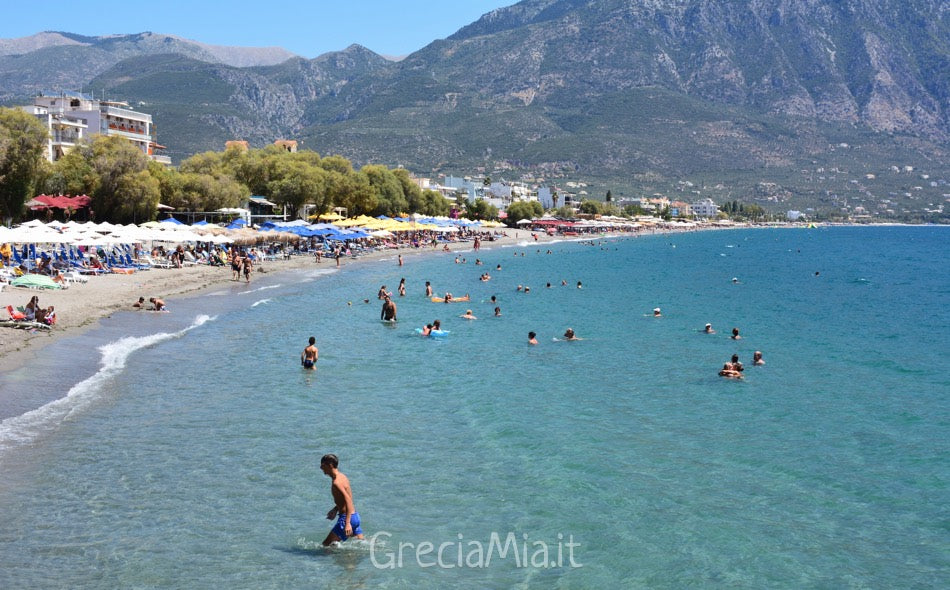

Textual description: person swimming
[703,323,715,334]
[753,351,765,365]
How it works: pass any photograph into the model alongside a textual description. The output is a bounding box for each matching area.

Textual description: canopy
[11,274,64,290]
[27,194,92,210]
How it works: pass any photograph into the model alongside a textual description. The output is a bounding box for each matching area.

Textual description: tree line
[0,107,465,225]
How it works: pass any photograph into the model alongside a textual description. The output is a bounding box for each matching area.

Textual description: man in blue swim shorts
[301,337,318,370]
[321,453,364,545]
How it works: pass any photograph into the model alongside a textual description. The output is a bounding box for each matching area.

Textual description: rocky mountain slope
[1,1,948,219]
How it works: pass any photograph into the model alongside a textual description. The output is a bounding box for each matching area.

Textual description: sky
[0,1,517,59]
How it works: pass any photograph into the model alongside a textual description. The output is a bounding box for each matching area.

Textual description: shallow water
[0,226,947,588]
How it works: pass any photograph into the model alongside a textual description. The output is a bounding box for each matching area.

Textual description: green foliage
[0,108,49,223]
[45,146,97,197]
[622,204,646,216]
[464,198,499,221]
[362,164,409,216]
[578,199,603,215]
[505,200,543,224]
[85,136,160,223]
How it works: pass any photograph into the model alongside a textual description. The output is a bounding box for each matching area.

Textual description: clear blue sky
[0,1,516,58]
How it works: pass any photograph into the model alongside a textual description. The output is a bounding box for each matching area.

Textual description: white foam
[251,299,271,307]
[241,284,281,294]
[0,315,215,458]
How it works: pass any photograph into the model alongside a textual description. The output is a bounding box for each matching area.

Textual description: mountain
[0,31,297,103]
[1,1,948,220]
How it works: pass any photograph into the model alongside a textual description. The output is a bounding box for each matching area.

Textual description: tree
[86,136,160,223]
[0,108,49,223]
[266,159,329,218]
[44,144,97,197]
[391,168,423,213]
[156,166,248,213]
[463,198,499,220]
[578,199,603,215]
[623,203,645,216]
[362,164,408,216]
[335,171,376,216]
[505,200,543,225]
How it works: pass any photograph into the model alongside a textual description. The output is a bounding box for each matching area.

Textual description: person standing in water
[381,296,397,322]
[301,336,318,370]
[320,454,364,546]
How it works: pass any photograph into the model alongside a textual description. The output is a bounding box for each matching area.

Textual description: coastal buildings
[690,198,719,218]
[22,93,170,165]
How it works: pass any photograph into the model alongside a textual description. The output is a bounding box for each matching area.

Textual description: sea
[0,225,947,589]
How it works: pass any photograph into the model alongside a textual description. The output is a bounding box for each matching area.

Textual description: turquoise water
[0,226,947,588]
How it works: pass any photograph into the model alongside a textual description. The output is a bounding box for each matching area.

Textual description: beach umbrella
[160,218,184,225]
[11,274,63,290]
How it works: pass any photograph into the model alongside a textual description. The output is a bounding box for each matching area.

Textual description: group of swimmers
[700,323,765,379]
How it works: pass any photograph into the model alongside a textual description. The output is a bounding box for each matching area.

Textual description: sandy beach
[0,229,554,372]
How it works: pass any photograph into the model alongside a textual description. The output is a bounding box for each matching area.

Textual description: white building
[691,198,719,218]
[20,104,87,162]
[26,93,170,164]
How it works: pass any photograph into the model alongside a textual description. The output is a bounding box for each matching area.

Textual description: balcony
[101,105,151,123]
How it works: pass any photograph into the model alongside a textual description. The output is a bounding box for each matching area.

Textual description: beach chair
[123,253,151,270]
[6,305,26,321]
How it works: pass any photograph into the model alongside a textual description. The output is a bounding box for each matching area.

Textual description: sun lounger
[6,305,26,321]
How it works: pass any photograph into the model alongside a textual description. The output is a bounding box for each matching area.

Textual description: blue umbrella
[160,217,184,225]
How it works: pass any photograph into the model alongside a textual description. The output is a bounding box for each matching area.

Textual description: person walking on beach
[320,454,364,546]
[301,337,318,370]
[231,249,241,280]
[242,253,252,283]
[381,296,397,322]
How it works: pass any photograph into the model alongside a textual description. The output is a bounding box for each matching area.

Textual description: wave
[240,284,281,294]
[0,315,215,458]
[252,298,271,307]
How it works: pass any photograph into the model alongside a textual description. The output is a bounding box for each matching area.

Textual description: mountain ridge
[1,1,948,220]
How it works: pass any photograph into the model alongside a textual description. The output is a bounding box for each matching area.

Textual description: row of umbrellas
[2,214,500,247]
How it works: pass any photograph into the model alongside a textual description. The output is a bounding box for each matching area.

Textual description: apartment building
[25,93,170,164]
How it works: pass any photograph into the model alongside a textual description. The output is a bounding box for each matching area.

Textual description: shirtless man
[380,296,397,322]
[320,454,364,546]
[301,336,318,370]
[425,281,433,297]
[149,297,166,311]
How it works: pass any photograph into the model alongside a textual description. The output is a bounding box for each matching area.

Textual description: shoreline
[0,228,559,375]
[0,220,858,379]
